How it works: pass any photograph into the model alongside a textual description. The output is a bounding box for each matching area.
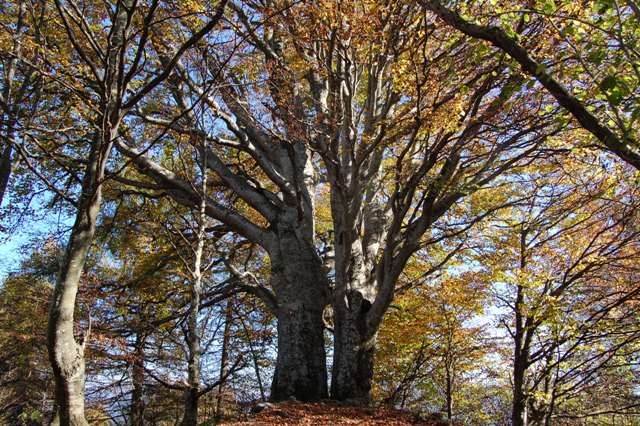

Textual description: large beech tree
[116,0,565,401]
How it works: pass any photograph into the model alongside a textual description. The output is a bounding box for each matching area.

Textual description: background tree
[374,272,492,424]
[422,0,640,170]
[4,1,229,423]
[482,147,640,425]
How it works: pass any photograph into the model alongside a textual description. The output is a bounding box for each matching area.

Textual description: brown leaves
[222,401,441,425]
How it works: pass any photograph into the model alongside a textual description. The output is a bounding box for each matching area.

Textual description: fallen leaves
[221,401,447,425]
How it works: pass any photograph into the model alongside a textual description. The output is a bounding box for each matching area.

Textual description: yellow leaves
[375,271,492,405]
[315,186,333,235]
[175,0,208,32]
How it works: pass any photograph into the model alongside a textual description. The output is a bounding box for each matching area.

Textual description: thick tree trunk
[330,291,375,402]
[268,231,330,402]
[271,297,328,401]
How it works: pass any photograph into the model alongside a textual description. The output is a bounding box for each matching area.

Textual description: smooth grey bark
[181,268,203,426]
[47,130,113,426]
[181,152,208,426]
[329,204,380,400]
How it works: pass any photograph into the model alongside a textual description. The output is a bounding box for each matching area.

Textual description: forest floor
[220,400,450,425]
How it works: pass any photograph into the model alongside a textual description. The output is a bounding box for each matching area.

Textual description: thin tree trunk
[543,393,556,426]
[0,142,14,206]
[239,313,266,402]
[512,371,527,426]
[216,298,234,416]
[181,153,208,426]
[46,131,113,425]
[0,0,25,207]
[512,296,528,426]
[130,333,146,426]
[512,229,530,426]
[445,361,453,421]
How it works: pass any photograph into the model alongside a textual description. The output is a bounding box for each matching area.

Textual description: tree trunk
[330,290,375,402]
[445,364,453,421]
[182,157,207,426]
[47,0,131,420]
[130,333,146,426]
[216,298,233,416]
[182,388,199,426]
[0,142,14,206]
[268,230,330,402]
[239,313,266,402]
[512,233,530,426]
[512,365,527,426]
[46,134,110,426]
[0,0,25,207]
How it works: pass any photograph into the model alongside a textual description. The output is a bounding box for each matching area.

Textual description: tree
[482,147,640,425]
[374,272,492,423]
[0,0,48,207]
[0,241,56,425]
[15,1,229,422]
[116,0,565,401]
[3,1,640,423]
[421,0,640,171]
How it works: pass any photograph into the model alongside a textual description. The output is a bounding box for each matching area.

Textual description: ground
[220,401,449,425]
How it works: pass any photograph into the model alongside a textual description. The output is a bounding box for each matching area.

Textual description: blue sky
[0,199,73,279]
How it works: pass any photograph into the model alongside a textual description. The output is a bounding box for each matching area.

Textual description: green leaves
[599,74,630,107]
[541,0,557,14]
[593,0,615,15]
[599,75,617,92]
[586,48,606,66]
